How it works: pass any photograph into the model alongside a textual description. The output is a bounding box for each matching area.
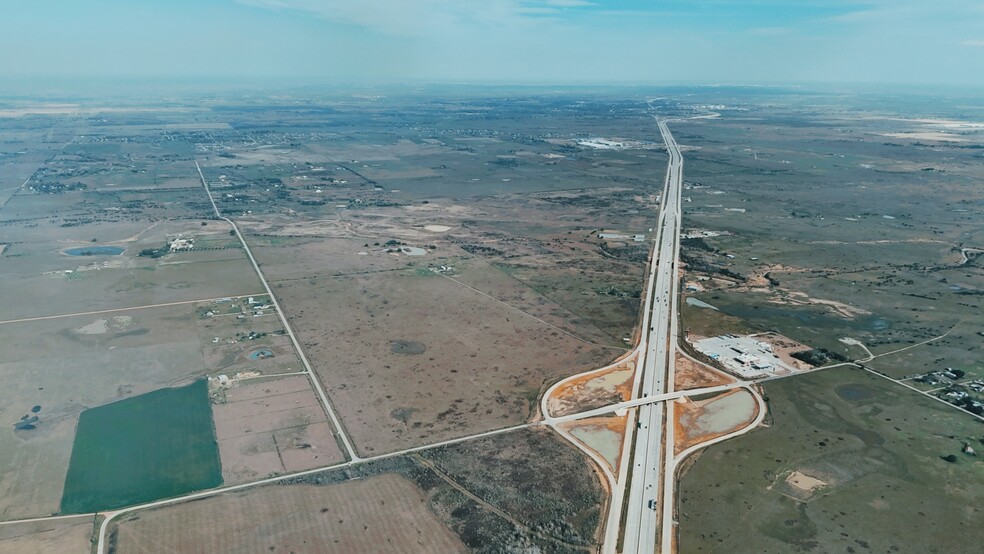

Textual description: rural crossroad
[7,107,976,554]
[107,115,700,554]
[12,113,738,554]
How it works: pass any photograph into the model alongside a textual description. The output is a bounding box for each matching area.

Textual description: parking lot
[693,334,806,379]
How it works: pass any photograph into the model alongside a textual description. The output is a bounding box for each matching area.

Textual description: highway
[7,109,969,554]
[620,112,684,553]
[88,146,680,554]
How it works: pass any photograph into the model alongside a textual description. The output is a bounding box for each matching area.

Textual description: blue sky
[2,0,984,86]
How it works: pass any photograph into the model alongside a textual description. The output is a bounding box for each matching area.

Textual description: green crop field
[60,379,222,514]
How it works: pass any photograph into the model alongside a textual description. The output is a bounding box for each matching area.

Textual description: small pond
[64,246,125,256]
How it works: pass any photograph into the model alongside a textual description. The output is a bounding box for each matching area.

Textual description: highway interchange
[0,109,743,554]
[186,111,979,554]
[3,102,981,554]
[546,110,738,554]
[0,108,766,554]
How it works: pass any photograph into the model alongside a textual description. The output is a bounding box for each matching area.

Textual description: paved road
[94,420,534,553]
[545,382,742,425]
[195,161,359,462]
[621,112,684,554]
[657,117,685,554]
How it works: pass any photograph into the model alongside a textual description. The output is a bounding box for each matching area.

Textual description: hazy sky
[3,0,984,86]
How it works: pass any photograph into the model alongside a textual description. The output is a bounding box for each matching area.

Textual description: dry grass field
[0,517,94,554]
[2,84,982,552]
[272,268,613,456]
[0,219,262,320]
[110,475,466,554]
[422,427,606,549]
[678,367,984,553]
[0,97,650,530]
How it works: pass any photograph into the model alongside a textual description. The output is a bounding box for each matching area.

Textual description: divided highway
[619,113,684,553]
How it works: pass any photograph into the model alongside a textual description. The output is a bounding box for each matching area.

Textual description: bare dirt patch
[768,291,871,320]
[675,389,758,455]
[784,470,827,499]
[561,415,628,472]
[210,375,344,483]
[424,224,452,232]
[674,352,735,390]
[111,474,466,554]
[753,332,814,370]
[547,353,636,417]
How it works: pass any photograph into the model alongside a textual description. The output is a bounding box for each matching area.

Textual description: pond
[835,383,873,401]
[64,245,125,256]
[686,297,719,310]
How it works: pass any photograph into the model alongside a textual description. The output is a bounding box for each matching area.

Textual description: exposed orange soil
[674,352,735,390]
[547,351,637,417]
[560,414,629,474]
[674,389,759,456]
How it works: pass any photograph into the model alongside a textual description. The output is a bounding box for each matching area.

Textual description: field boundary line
[0,512,96,527]
[0,295,266,325]
[94,421,533,552]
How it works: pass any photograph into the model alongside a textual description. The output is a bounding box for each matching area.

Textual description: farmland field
[0,517,94,554]
[0,303,219,519]
[110,426,606,553]
[60,379,222,513]
[211,375,345,484]
[2,84,983,553]
[110,474,466,554]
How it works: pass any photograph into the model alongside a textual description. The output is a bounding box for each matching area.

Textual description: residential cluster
[915,368,984,415]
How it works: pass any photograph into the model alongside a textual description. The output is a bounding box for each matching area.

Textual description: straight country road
[195,160,359,462]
